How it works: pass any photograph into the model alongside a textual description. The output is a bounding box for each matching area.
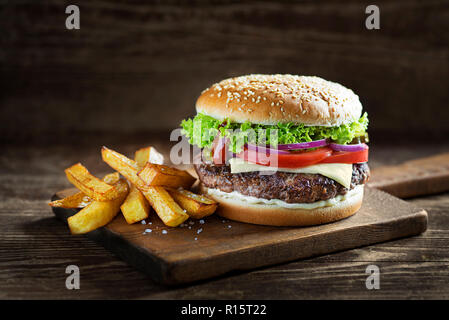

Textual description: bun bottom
[201,184,364,226]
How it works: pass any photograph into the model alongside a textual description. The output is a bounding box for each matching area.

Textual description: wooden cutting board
[52,186,427,285]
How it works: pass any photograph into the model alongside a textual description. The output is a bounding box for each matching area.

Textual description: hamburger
[180,74,370,226]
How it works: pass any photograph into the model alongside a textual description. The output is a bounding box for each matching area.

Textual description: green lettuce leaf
[180,112,368,153]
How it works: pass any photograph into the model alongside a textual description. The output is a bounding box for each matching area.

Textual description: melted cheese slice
[229,158,353,188]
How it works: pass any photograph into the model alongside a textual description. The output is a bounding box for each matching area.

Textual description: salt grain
[144,229,152,233]
[141,220,146,225]
[197,228,203,234]
[199,219,205,224]
[162,230,167,234]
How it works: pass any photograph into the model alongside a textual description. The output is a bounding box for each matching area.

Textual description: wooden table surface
[2,133,449,299]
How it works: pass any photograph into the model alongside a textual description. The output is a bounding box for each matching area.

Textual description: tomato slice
[236,147,333,168]
[212,136,233,165]
[320,147,369,164]
[211,137,226,165]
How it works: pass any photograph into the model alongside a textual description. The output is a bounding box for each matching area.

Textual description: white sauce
[205,185,364,210]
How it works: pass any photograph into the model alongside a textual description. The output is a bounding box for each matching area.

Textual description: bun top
[196,74,363,126]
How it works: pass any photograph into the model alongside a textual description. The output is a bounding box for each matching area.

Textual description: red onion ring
[329,143,368,152]
[246,144,290,154]
[277,139,328,150]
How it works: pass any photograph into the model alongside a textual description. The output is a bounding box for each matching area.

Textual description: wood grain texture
[51,187,427,284]
[1,0,449,143]
[369,152,449,198]
[1,136,449,298]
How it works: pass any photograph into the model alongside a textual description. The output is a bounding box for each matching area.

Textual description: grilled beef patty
[194,162,370,204]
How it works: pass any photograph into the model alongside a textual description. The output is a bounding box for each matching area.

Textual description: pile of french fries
[49,146,218,234]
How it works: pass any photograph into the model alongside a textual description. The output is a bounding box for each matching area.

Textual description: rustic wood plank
[1,139,448,298]
[1,1,448,140]
[149,261,449,300]
[369,152,449,198]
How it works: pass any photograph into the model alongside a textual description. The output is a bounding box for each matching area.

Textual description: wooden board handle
[369,152,449,198]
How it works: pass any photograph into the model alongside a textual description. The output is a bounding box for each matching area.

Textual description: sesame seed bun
[201,184,364,227]
[196,74,362,127]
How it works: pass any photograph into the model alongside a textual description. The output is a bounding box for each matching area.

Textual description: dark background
[1,0,448,145]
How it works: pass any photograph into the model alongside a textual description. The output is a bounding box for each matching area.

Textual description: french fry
[141,186,189,227]
[102,172,120,185]
[137,163,195,189]
[67,178,129,234]
[65,163,121,201]
[168,188,218,219]
[120,147,163,224]
[121,185,150,224]
[49,172,119,209]
[101,146,147,190]
[135,146,164,167]
[102,146,189,227]
[49,192,91,209]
